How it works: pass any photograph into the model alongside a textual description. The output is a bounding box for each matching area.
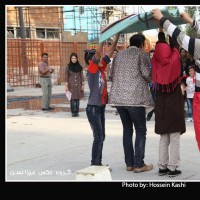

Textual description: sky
[63,5,167,39]
[126,5,166,13]
[63,5,192,39]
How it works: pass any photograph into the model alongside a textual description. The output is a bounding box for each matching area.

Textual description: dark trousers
[70,99,80,114]
[147,87,155,119]
[147,108,155,118]
[116,106,147,168]
[86,105,106,165]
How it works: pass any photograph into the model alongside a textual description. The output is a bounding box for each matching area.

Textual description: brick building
[6,6,88,87]
[7,6,63,40]
[6,6,157,87]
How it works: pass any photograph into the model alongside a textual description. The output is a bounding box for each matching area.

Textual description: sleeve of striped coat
[160,17,200,92]
[160,17,200,61]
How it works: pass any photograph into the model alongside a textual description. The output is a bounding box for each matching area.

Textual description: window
[36,28,45,38]
[16,27,31,38]
[7,27,14,38]
[36,28,59,39]
[46,29,59,39]
[7,27,31,38]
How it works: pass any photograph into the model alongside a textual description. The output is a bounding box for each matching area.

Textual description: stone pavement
[6,81,200,182]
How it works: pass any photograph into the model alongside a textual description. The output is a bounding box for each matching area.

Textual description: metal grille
[7,39,87,87]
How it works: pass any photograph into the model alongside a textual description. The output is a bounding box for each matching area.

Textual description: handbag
[66,90,72,101]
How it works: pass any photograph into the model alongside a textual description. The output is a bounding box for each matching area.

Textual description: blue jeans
[86,105,106,165]
[116,106,147,168]
[187,98,193,118]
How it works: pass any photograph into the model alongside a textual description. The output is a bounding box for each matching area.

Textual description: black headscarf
[68,53,83,73]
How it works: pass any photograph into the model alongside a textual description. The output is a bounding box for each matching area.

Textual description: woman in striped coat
[152,9,200,151]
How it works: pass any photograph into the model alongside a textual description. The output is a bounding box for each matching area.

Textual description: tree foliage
[184,6,200,38]
[166,6,178,10]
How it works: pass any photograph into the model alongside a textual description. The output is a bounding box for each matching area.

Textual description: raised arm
[181,12,200,35]
[106,33,120,58]
[152,9,193,24]
[152,8,200,60]
[94,42,104,60]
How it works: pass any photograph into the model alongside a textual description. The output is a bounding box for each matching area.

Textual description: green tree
[184,6,200,38]
[166,6,178,10]
[166,6,183,30]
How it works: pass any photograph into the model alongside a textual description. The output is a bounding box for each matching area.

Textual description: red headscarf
[152,42,181,92]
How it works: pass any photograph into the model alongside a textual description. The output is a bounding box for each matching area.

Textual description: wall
[62,32,88,42]
[7,6,63,39]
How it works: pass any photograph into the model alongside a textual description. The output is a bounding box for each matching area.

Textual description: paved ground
[6,81,200,183]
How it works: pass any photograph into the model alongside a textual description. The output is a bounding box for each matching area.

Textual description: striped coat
[160,17,200,150]
[161,18,200,92]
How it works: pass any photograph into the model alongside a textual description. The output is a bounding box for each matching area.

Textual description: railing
[7,39,88,87]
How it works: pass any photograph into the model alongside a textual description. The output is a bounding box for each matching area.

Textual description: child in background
[180,76,188,117]
[186,66,195,122]
[146,49,155,121]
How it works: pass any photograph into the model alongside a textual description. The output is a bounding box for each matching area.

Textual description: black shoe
[158,168,170,176]
[48,107,54,109]
[146,115,151,121]
[76,113,79,117]
[72,113,76,117]
[168,169,181,177]
[91,163,102,166]
[41,108,49,111]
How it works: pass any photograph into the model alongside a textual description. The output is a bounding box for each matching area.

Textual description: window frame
[7,26,31,39]
[36,28,59,39]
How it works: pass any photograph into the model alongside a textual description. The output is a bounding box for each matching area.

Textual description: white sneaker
[186,118,192,122]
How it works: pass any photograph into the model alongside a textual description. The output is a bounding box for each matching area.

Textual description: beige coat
[109,46,154,108]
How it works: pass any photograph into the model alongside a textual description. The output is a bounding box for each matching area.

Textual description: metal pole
[18,7,28,76]
[73,6,76,34]
[18,7,25,39]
